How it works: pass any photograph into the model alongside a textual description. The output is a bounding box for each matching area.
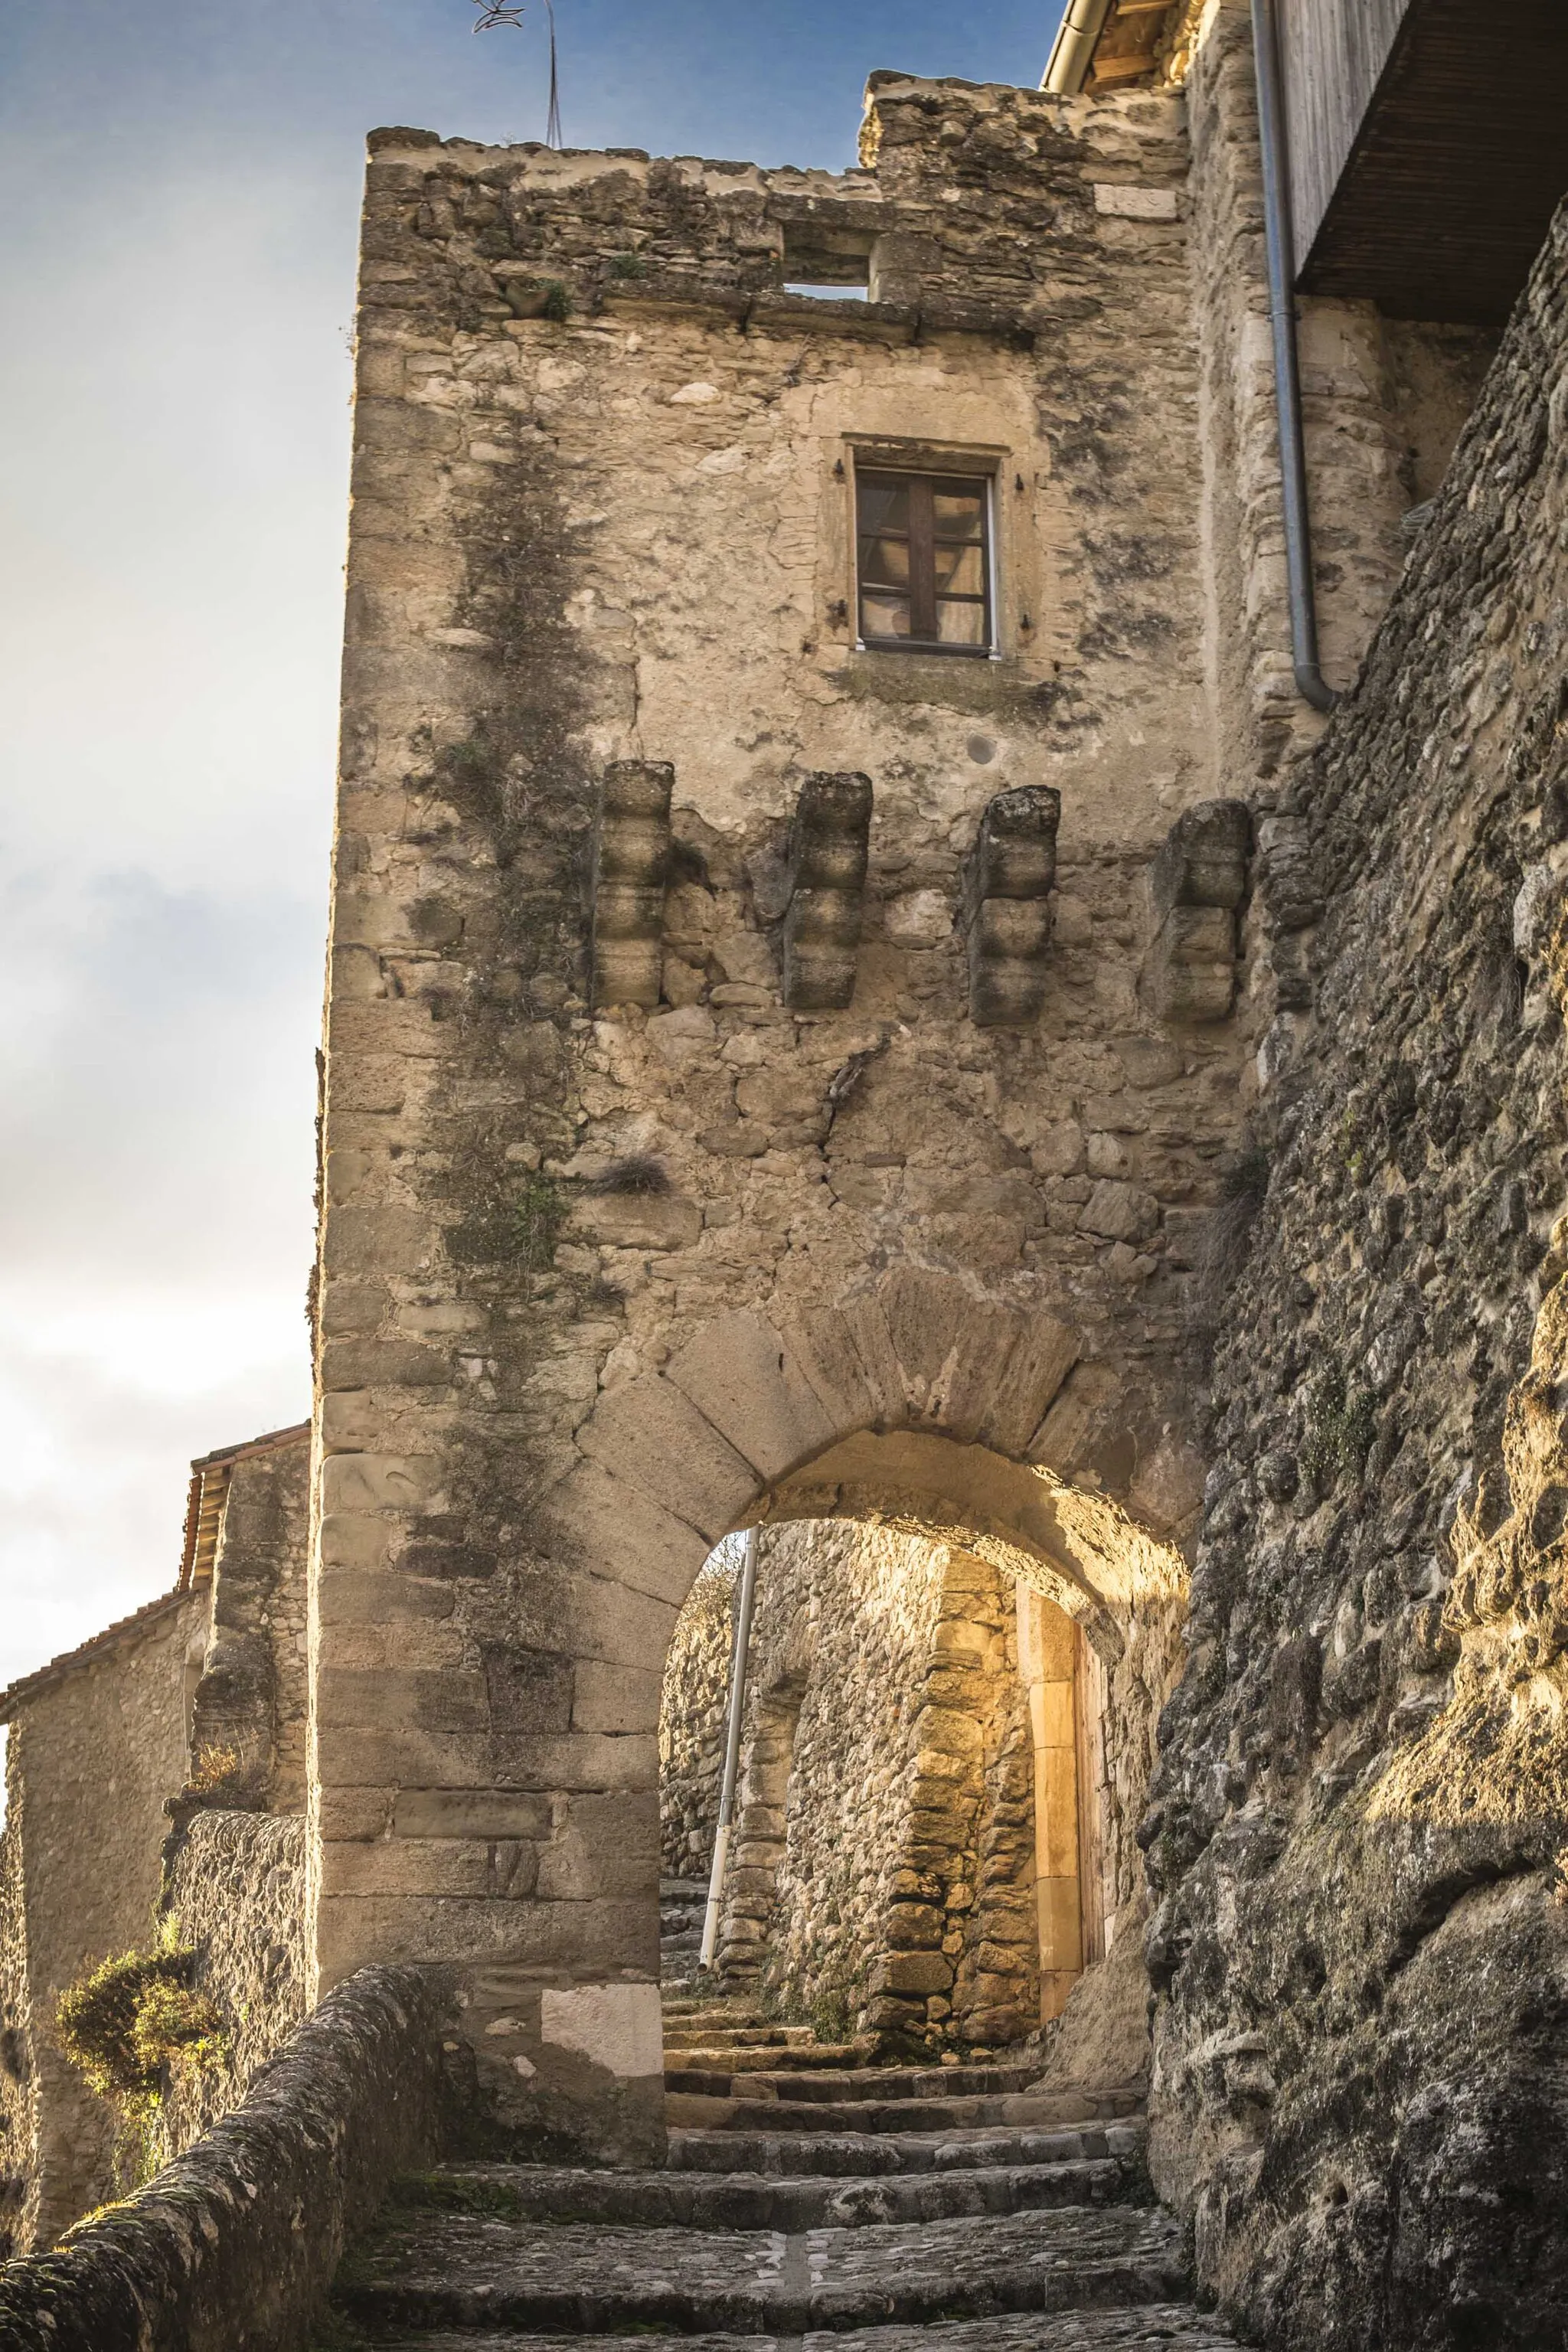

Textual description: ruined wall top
[361,72,1187,347]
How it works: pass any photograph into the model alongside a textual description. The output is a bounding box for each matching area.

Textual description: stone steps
[665,2039,874,2073]
[665,2089,1141,2136]
[666,2122,1144,2179]
[666,2060,1040,2099]
[338,2203,1191,2337]
[364,2320,1236,2352]
[665,2023,820,2051]
[325,1994,1231,2349]
[359,2150,1138,2235]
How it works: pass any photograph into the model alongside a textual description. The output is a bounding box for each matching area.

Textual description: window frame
[853,460,998,659]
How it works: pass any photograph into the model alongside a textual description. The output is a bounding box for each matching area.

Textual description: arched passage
[505,1266,1194,2155]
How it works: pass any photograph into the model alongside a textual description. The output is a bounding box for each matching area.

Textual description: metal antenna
[543,0,563,150]
[470,0,564,150]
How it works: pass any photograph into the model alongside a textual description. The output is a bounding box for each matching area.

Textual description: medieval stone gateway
[355,1272,1194,2158]
[6,2,1568,2346]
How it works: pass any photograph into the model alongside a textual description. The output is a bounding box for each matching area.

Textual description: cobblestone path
[325,1995,1233,2351]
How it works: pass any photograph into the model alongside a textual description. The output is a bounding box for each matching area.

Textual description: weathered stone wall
[0,1430,314,2250]
[709,1524,1041,2050]
[658,1550,737,1881]
[0,1790,28,2259]
[718,1523,948,2021]
[187,1434,311,1811]
[1143,198,1568,2349]
[0,1593,205,2252]
[315,64,1242,2148]
[0,1965,452,2352]
[157,1811,308,2164]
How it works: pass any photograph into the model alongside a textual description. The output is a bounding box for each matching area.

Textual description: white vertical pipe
[699,1527,760,1972]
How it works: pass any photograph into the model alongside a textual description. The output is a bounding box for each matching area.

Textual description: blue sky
[0,0,1062,1692]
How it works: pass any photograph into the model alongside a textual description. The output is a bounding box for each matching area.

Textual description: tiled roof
[178,1420,311,1590]
[0,1588,191,1720]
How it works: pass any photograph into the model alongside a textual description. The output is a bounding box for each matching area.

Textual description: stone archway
[394,1263,1195,2156]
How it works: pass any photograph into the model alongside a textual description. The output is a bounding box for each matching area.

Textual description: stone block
[485,1732,659,1795]
[317,1664,490,1734]
[325,1619,467,1672]
[1037,1769,1080,1881]
[477,1644,574,1737]
[315,1893,659,1982]
[885,1903,946,1948]
[318,1452,443,1514]
[832,1293,909,1428]
[773,1305,884,1436]
[1037,1876,1083,1974]
[576,1373,760,1541]
[1027,1361,1125,1474]
[319,1838,495,1898]
[319,1786,397,1841]
[393,1788,551,1840]
[572,1659,664,1736]
[1079,1181,1160,1243]
[512,1566,676,1674]
[322,1204,433,1279]
[319,1281,390,1338]
[978,1312,1080,1458]
[567,1195,704,1250]
[541,1461,710,1606]
[537,1792,659,1902]
[912,1704,985,1757]
[665,1310,838,1482]
[879,1951,954,1995]
[320,1338,452,1389]
[540,1984,662,2079]
[315,1723,493,1788]
[876,1266,1023,1440]
[319,1390,383,1452]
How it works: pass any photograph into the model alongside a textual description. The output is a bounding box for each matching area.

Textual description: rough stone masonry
[310,0,1494,2201]
[9,7,1568,2347]
[1142,188,1568,2352]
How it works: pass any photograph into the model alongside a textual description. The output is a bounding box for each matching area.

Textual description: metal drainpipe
[1043,0,1116,94]
[1249,0,1338,714]
[698,1526,760,1973]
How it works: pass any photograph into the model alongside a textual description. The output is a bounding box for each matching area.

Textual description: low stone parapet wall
[0,1964,452,2352]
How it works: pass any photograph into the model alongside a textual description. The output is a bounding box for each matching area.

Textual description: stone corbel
[962,786,1060,1026]
[590,760,674,1010]
[782,771,873,1010]
[1141,799,1253,1024]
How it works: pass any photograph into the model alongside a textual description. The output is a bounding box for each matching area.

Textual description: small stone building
[0,1423,310,2251]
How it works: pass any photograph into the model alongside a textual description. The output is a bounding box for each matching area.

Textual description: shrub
[186,1742,261,1805]
[55,1931,225,2114]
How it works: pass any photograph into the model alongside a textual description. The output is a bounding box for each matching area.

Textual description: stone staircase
[325,1998,1233,2350]
[660,1877,709,1991]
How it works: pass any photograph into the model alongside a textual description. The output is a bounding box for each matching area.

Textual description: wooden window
[855,466,994,655]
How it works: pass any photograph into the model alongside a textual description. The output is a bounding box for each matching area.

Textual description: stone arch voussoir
[541,1266,1197,1685]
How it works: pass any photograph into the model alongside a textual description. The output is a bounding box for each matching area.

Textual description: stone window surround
[841,434,1012,662]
